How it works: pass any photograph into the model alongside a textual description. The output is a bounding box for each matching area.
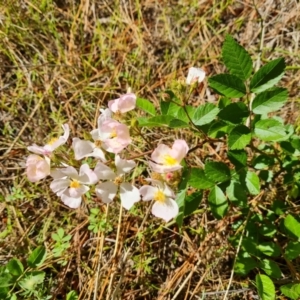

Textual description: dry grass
[1,0,300,299]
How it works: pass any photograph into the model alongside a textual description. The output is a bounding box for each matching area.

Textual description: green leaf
[184,191,203,216]
[227,150,247,169]
[250,58,285,93]
[228,125,251,150]
[161,100,180,115]
[222,35,253,80]
[137,116,188,128]
[245,171,260,195]
[136,98,156,116]
[66,290,79,300]
[258,259,282,279]
[255,119,288,142]
[188,168,215,189]
[7,258,23,277]
[175,189,187,227]
[234,253,257,275]
[208,186,228,219]
[204,161,231,183]
[192,103,219,126]
[252,88,288,114]
[284,214,300,239]
[18,271,45,291]
[226,181,247,207]
[218,102,249,124]
[280,283,300,300]
[256,274,275,300]
[257,242,281,257]
[208,74,246,98]
[280,141,300,156]
[208,121,233,138]
[285,241,300,260]
[252,155,275,169]
[27,246,47,268]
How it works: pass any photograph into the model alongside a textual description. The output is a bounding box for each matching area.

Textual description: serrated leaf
[285,241,300,260]
[136,98,156,116]
[188,168,215,189]
[226,181,247,207]
[27,246,47,268]
[227,150,247,169]
[252,88,288,114]
[228,125,251,150]
[256,274,275,300]
[222,35,253,80]
[208,74,246,98]
[204,161,231,183]
[255,119,288,141]
[259,259,282,279]
[7,258,23,277]
[184,191,203,216]
[257,242,281,257]
[218,102,249,124]
[192,103,219,126]
[280,283,300,300]
[250,58,285,93]
[208,120,233,138]
[284,214,300,239]
[245,171,260,195]
[208,186,228,219]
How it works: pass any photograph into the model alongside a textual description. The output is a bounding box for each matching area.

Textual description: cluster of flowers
[26,67,205,222]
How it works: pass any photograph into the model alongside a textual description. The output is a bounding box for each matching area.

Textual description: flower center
[110,128,117,138]
[154,190,166,203]
[48,137,58,145]
[163,155,177,166]
[70,180,80,189]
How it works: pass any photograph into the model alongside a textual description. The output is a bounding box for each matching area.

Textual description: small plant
[51,228,72,264]
[88,208,112,233]
[0,246,47,299]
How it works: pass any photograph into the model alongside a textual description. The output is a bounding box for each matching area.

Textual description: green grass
[1,0,300,299]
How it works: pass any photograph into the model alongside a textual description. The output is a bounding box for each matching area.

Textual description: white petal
[61,194,82,208]
[186,67,206,85]
[95,182,118,203]
[120,183,140,210]
[139,185,157,201]
[79,163,98,184]
[94,162,116,180]
[50,179,70,195]
[27,144,47,155]
[151,198,179,222]
[115,155,136,175]
[68,185,89,198]
[149,161,182,173]
[72,138,95,160]
[151,144,171,164]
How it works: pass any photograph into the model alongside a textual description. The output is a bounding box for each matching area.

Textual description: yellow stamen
[154,190,166,203]
[163,154,177,166]
[48,137,58,145]
[70,180,80,189]
[110,128,117,138]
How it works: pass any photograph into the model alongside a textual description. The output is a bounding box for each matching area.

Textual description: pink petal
[170,139,189,161]
[72,138,95,160]
[26,154,50,182]
[151,144,172,164]
[186,67,206,85]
